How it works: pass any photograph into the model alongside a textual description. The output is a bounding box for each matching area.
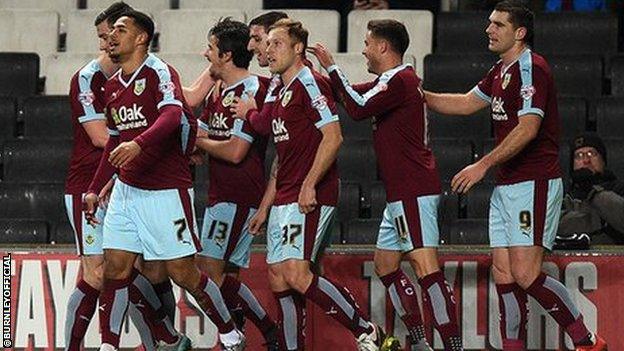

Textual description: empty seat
[429,138,474,182]
[423,53,498,93]
[548,55,603,97]
[595,98,624,138]
[461,182,494,218]
[65,10,105,53]
[449,219,488,244]
[603,139,624,178]
[610,55,624,96]
[438,184,459,243]
[0,53,40,97]
[0,98,16,142]
[50,220,74,245]
[43,53,94,95]
[348,10,433,75]
[158,53,208,87]
[337,138,377,184]
[0,10,59,56]
[428,109,491,140]
[21,96,72,138]
[435,12,490,54]
[534,13,618,56]
[337,104,373,140]
[338,181,361,223]
[87,0,170,22]
[2,139,71,183]
[159,10,246,53]
[0,183,65,224]
[0,219,48,244]
[316,52,376,84]
[558,97,587,139]
[253,9,340,52]
[367,181,386,219]
[0,0,76,30]
[179,0,263,15]
[343,218,380,244]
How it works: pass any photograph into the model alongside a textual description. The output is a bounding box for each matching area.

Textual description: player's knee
[83,264,104,290]
[103,258,130,280]
[491,260,513,283]
[510,266,539,289]
[374,256,400,277]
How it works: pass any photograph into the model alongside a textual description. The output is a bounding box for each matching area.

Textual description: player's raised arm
[182,66,215,109]
[423,90,489,116]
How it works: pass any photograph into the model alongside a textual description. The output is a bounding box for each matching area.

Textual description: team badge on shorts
[222,91,235,107]
[281,90,292,107]
[134,78,146,96]
[85,234,95,245]
[502,73,511,90]
[519,210,532,236]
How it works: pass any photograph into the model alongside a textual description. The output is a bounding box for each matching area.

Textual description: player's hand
[451,161,488,194]
[298,184,317,214]
[190,153,204,165]
[83,192,100,227]
[98,178,115,209]
[307,43,335,70]
[230,92,257,120]
[248,207,268,236]
[109,141,142,168]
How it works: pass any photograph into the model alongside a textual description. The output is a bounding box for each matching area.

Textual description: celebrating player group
[62,1,607,350]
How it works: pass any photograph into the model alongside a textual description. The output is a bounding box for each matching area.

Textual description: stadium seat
[429,138,474,182]
[461,182,494,219]
[179,0,263,15]
[87,0,170,22]
[548,55,603,98]
[50,220,74,245]
[0,53,41,97]
[21,96,72,138]
[449,219,488,245]
[0,98,16,143]
[252,9,340,52]
[595,98,624,138]
[337,104,373,140]
[534,13,618,56]
[367,181,385,219]
[65,10,106,53]
[2,139,71,183]
[348,10,433,75]
[338,181,361,223]
[0,10,59,56]
[438,184,459,243]
[0,219,48,244]
[159,10,246,53]
[0,0,76,30]
[435,12,490,54]
[337,138,377,184]
[0,182,65,224]
[343,218,380,244]
[315,52,376,84]
[603,138,624,178]
[428,109,491,141]
[158,53,208,87]
[610,55,624,96]
[42,53,93,95]
[423,53,498,93]
[558,97,587,139]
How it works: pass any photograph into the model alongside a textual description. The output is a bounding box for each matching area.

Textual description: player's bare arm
[424,90,489,116]
[182,66,215,108]
[82,120,109,148]
[195,136,251,164]
[307,43,334,70]
[452,114,541,193]
[249,156,278,235]
[299,121,343,214]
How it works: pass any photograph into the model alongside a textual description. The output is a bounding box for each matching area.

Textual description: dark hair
[367,19,409,56]
[94,1,133,26]
[209,17,254,69]
[494,0,534,45]
[269,18,308,51]
[249,11,288,32]
[122,10,155,46]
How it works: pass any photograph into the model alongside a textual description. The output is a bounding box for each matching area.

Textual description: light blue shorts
[198,202,257,268]
[266,203,336,264]
[103,180,201,261]
[376,194,441,252]
[489,178,563,250]
[65,193,105,256]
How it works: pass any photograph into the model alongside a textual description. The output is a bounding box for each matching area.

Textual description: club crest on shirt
[134,78,146,96]
[281,90,292,107]
[502,73,511,90]
[222,91,235,107]
[78,91,95,107]
[520,85,536,100]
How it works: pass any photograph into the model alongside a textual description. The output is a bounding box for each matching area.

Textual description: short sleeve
[70,71,106,124]
[517,65,549,118]
[472,66,495,104]
[149,60,184,110]
[300,77,338,129]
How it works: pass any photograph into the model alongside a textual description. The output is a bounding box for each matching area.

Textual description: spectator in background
[559,133,624,244]
[545,0,607,12]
